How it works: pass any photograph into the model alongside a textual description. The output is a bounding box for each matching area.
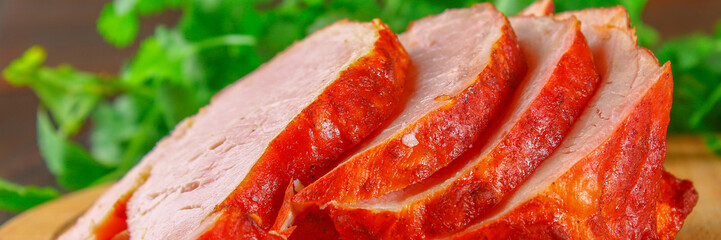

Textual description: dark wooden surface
[1,0,720,224]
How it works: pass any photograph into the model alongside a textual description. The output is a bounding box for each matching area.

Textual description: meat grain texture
[326,14,600,240]
[450,6,698,240]
[293,4,527,211]
[59,19,409,240]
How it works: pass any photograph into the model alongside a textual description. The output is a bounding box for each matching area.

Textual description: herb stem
[191,34,257,53]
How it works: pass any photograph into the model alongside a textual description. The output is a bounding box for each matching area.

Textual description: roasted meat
[324,14,600,240]
[59,3,697,240]
[59,19,409,240]
[448,7,698,240]
[293,2,526,214]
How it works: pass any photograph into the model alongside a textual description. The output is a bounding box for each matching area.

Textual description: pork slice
[59,19,409,240]
[518,0,554,17]
[450,168,698,239]
[326,15,599,239]
[656,170,698,239]
[292,3,526,211]
[448,7,697,239]
[59,114,203,240]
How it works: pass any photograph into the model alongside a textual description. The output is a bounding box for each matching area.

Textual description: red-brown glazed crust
[270,182,340,240]
[197,19,410,239]
[287,206,340,240]
[94,198,129,240]
[330,24,600,240]
[268,181,298,239]
[294,13,527,211]
[450,64,697,240]
[656,170,698,239]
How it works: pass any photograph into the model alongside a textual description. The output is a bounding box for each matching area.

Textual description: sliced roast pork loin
[292,3,526,214]
[59,19,409,240]
[326,15,600,239]
[449,7,698,239]
[518,0,554,17]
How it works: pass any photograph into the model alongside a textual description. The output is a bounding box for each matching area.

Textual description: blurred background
[1,0,720,224]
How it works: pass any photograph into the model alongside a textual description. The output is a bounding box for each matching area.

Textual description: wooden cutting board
[662,136,721,239]
[0,136,718,239]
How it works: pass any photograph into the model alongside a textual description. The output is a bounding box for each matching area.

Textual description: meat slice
[292,3,526,214]
[326,15,600,239]
[656,170,698,239]
[518,0,554,17]
[58,157,151,240]
[448,7,698,239]
[59,19,409,240]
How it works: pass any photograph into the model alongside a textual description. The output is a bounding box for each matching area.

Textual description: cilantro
[98,3,140,47]
[706,134,721,156]
[494,0,537,15]
[0,179,60,213]
[656,32,721,135]
[37,109,113,190]
[3,46,120,136]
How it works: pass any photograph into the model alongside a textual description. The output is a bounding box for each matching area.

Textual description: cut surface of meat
[134,19,409,240]
[448,7,697,239]
[57,129,176,240]
[518,0,554,17]
[292,3,526,213]
[59,19,409,240]
[327,15,599,239]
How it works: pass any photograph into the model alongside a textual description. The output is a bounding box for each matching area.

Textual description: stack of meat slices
[291,2,527,227]
[60,1,697,240]
[317,10,601,240]
[60,19,410,240]
[284,4,528,238]
[450,5,698,239]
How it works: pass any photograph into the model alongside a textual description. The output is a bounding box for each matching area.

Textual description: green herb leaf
[90,96,143,167]
[3,46,118,135]
[0,179,60,213]
[494,0,536,15]
[155,81,200,128]
[656,33,721,135]
[90,94,165,181]
[705,134,721,156]
[98,2,140,47]
[2,46,46,86]
[37,109,113,190]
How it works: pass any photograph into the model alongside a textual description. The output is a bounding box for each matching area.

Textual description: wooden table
[664,137,721,239]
